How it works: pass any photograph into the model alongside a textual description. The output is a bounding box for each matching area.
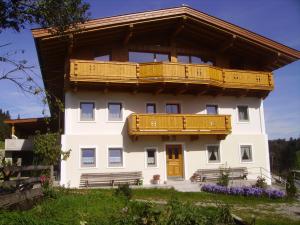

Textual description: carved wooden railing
[128,113,231,136]
[69,60,274,90]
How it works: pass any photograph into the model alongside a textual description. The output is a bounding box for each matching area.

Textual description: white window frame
[107,101,124,122]
[79,145,97,169]
[78,101,96,122]
[206,144,222,164]
[144,147,158,168]
[165,102,182,114]
[236,105,250,123]
[107,146,125,168]
[239,144,254,163]
[205,104,219,115]
[145,102,157,114]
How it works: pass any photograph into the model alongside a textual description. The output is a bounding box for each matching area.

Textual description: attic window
[129,52,169,63]
[177,55,213,65]
[94,54,110,61]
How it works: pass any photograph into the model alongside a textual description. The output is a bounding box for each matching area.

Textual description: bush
[202,184,285,199]
[217,169,229,187]
[286,172,297,198]
[114,183,133,201]
[254,176,267,189]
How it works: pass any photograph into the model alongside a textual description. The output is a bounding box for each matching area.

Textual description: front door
[166,144,183,177]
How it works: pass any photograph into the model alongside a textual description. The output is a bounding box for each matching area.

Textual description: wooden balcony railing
[128,114,231,136]
[69,60,274,91]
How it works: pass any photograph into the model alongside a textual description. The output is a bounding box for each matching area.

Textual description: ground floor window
[81,148,96,167]
[240,145,253,162]
[207,145,220,163]
[108,148,123,167]
[146,148,157,167]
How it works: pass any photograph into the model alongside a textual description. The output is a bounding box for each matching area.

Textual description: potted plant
[152,174,160,184]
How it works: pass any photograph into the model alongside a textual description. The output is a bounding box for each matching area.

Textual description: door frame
[163,142,187,180]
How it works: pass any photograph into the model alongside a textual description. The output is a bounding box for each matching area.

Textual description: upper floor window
[206,104,218,115]
[146,103,156,114]
[94,54,110,61]
[129,52,169,63]
[207,145,220,163]
[237,105,249,122]
[108,102,123,121]
[80,102,95,121]
[81,148,96,167]
[166,103,180,114]
[240,145,253,162]
[177,54,213,65]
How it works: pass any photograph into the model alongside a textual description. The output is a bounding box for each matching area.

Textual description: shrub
[217,169,229,187]
[202,184,285,199]
[286,172,297,198]
[114,183,133,201]
[254,176,267,189]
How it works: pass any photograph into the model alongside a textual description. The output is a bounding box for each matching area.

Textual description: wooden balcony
[128,114,231,137]
[69,60,274,97]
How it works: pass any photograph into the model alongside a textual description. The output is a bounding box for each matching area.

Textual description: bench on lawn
[80,171,143,188]
[193,167,248,182]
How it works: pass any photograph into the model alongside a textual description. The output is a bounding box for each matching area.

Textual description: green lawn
[0,188,298,225]
[0,141,4,149]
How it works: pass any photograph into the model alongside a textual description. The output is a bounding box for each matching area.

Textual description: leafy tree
[0,0,90,116]
[0,109,10,141]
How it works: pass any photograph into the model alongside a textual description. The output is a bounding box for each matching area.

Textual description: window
[80,102,95,121]
[207,145,220,163]
[94,54,110,61]
[81,148,96,167]
[146,148,157,167]
[206,104,218,115]
[166,104,180,114]
[240,145,253,162]
[237,106,249,122]
[146,103,156,114]
[108,148,123,167]
[108,102,123,121]
[129,52,169,63]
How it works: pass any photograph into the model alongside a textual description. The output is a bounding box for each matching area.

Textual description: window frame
[206,104,219,115]
[107,147,124,168]
[165,103,181,114]
[239,144,254,163]
[146,103,157,114]
[107,102,124,122]
[145,147,158,168]
[237,105,250,123]
[79,146,97,169]
[79,101,96,122]
[206,144,221,164]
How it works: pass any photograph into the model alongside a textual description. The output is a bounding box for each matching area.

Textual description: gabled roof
[32,6,300,60]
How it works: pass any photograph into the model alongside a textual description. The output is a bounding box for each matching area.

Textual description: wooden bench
[80,171,143,188]
[193,167,248,182]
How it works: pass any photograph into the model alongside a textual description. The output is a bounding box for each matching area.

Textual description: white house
[30,6,300,187]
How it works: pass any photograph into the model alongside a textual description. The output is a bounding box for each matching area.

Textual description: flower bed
[201,184,285,199]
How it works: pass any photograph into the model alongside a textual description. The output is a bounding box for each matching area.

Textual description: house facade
[31,7,300,187]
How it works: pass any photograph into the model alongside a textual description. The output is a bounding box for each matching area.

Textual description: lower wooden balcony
[69,60,274,98]
[128,114,231,137]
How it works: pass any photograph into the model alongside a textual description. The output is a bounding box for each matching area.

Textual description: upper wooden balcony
[128,114,231,137]
[69,60,274,97]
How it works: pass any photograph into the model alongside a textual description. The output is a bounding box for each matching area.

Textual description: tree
[0,109,10,141]
[0,0,90,116]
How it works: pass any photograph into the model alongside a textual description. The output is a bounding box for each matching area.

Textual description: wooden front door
[166,144,183,177]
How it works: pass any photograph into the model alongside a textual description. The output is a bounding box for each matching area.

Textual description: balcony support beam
[123,24,134,45]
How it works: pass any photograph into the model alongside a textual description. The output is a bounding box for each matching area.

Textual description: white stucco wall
[61,91,271,187]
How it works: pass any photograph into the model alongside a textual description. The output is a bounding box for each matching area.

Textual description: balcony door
[166,144,183,178]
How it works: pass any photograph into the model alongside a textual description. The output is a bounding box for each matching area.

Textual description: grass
[0,141,4,150]
[0,188,298,225]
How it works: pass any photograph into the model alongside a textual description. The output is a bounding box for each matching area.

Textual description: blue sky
[0,0,299,139]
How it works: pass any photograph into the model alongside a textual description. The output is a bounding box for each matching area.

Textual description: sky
[0,0,299,140]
